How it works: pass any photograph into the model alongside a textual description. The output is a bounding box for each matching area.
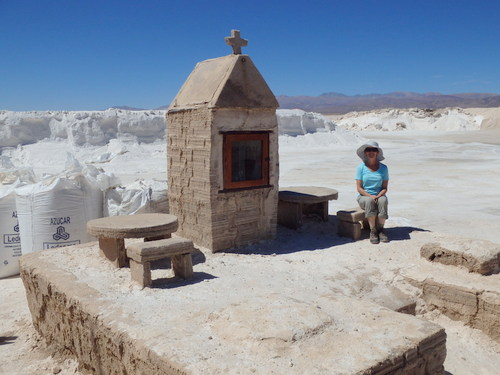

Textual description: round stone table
[87,213,178,268]
[278,186,338,229]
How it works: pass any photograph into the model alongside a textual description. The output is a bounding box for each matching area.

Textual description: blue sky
[1,0,499,111]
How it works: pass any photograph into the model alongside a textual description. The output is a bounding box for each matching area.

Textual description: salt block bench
[336,207,369,240]
[127,237,194,287]
[278,186,338,229]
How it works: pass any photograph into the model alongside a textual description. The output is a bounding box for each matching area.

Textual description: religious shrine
[167,30,279,252]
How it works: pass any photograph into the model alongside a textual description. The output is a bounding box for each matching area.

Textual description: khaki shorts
[357,195,388,219]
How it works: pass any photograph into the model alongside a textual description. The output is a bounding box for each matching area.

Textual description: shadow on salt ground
[226,217,340,255]
[385,226,430,241]
[226,216,430,256]
[0,336,18,345]
[147,249,214,289]
[150,272,217,289]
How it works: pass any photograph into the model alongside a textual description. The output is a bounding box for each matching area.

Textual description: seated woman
[355,141,389,244]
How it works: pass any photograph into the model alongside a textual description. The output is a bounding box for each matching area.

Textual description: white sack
[104,179,168,216]
[16,174,103,254]
[0,157,36,278]
[0,183,22,278]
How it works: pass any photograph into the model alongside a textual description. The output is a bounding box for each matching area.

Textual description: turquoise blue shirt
[355,162,389,195]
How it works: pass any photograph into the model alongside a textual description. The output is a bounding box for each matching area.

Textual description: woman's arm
[376,180,389,198]
[356,179,376,198]
[356,179,389,202]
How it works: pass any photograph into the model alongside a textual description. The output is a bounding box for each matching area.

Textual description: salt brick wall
[167,107,278,251]
[167,108,215,248]
[210,108,278,250]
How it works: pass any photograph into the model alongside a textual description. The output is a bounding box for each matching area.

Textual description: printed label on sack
[1,247,22,262]
[43,240,81,249]
[42,224,80,249]
[50,217,71,225]
[2,217,21,248]
[52,226,70,241]
[3,234,20,245]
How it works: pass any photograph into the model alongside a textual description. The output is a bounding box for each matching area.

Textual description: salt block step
[337,207,365,223]
[20,243,446,375]
[401,259,500,341]
[421,237,500,275]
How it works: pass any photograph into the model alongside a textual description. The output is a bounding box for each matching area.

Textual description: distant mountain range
[276,92,500,114]
[114,92,500,114]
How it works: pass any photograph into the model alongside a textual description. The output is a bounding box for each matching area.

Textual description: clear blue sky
[1,0,499,111]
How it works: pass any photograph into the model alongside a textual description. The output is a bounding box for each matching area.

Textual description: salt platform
[20,241,447,374]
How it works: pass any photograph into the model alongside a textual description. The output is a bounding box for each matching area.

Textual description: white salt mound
[276,109,337,135]
[334,108,482,132]
[1,108,352,148]
[2,107,492,151]
[0,109,167,147]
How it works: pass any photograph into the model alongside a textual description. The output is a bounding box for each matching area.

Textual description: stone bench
[336,207,369,240]
[127,237,194,287]
[278,186,338,229]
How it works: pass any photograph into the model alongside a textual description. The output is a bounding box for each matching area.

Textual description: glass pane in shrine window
[231,140,262,182]
[223,132,270,190]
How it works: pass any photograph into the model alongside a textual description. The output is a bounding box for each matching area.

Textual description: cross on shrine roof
[225,30,248,55]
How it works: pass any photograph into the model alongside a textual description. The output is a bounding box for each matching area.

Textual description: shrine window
[223,132,270,190]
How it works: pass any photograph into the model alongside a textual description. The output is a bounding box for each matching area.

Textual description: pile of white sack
[0,153,168,278]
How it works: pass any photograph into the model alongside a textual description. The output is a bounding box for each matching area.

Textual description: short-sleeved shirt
[355,162,389,196]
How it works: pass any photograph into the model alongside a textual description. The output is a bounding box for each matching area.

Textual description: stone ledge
[402,261,500,341]
[20,243,446,375]
[421,238,500,275]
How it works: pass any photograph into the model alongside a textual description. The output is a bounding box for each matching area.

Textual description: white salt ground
[1,108,500,374]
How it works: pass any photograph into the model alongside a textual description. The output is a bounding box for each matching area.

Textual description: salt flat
[1,108,499,374]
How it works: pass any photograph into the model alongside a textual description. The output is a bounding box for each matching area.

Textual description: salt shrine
[167,29,279,252]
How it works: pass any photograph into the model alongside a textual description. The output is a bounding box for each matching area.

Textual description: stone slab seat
[126,237,194,287]
[337,207,369,240]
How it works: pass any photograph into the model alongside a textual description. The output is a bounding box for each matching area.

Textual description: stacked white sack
[16,175,103,254]
[0,156,36,278]
[15,154,118,255]
[0,182,23,278]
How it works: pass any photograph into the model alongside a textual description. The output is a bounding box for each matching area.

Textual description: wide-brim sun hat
[356,140,385,161]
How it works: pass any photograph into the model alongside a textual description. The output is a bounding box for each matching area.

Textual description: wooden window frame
[223,132,270,190]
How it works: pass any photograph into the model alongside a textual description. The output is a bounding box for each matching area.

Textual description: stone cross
[225,30,248,54]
